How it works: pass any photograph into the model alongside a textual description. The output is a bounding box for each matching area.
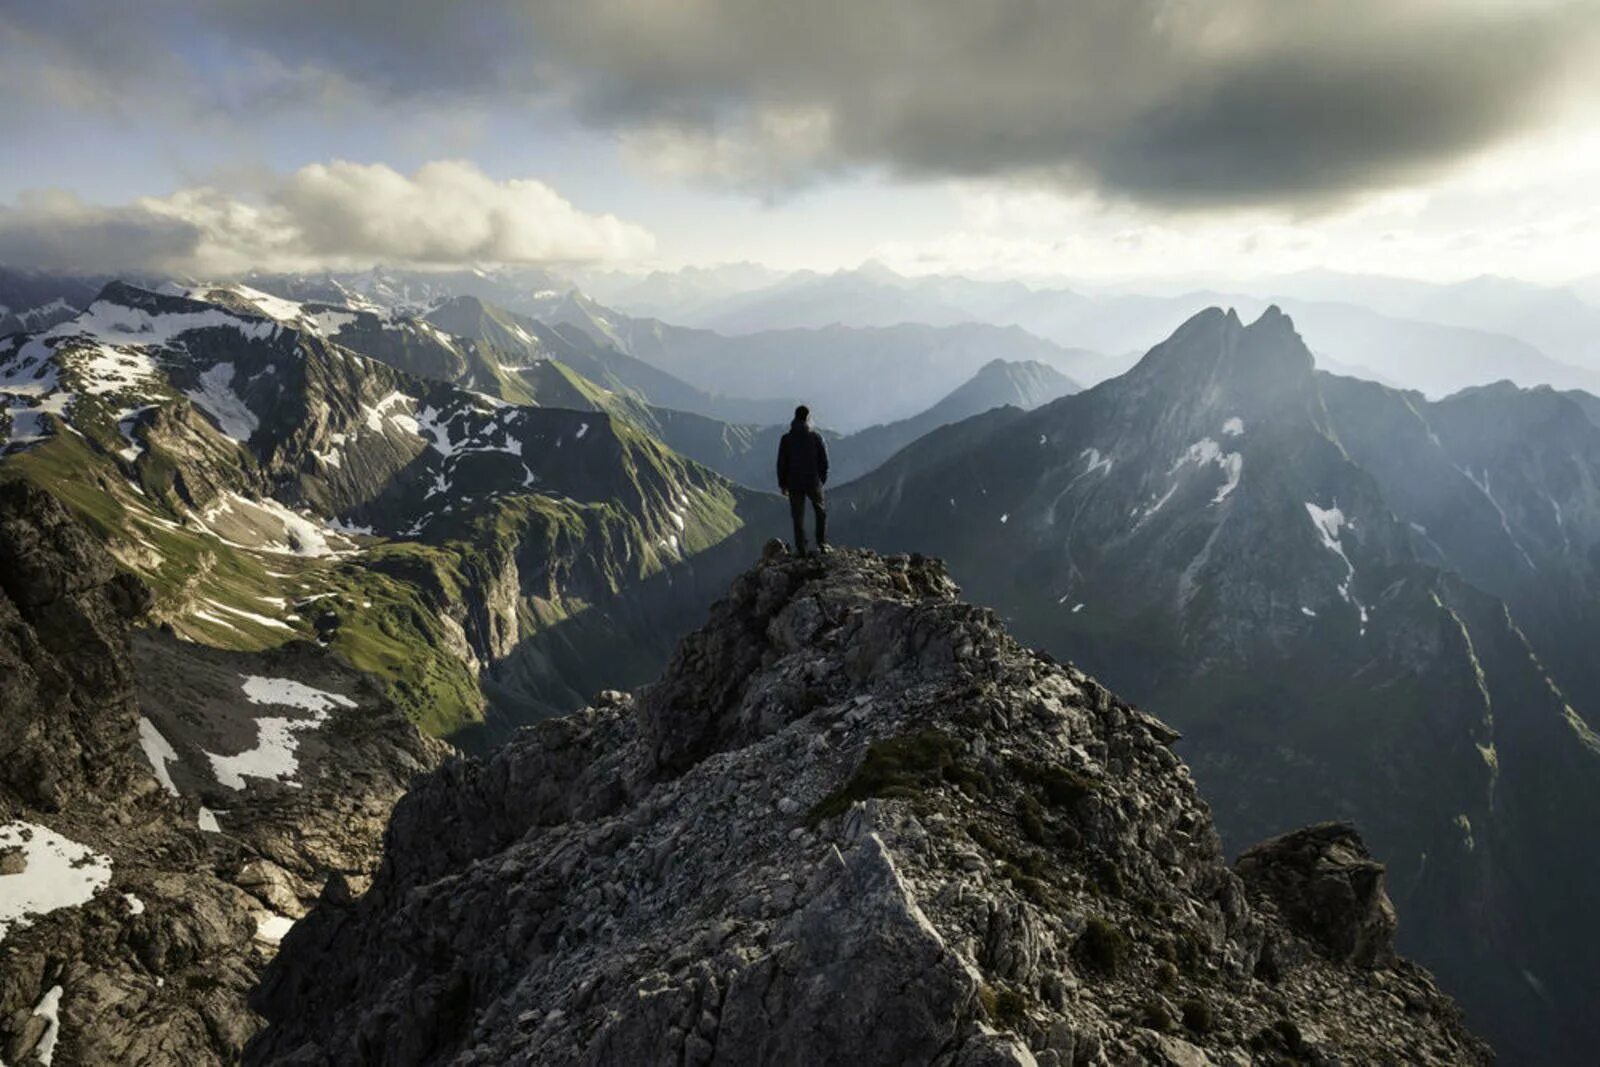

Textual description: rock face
[251,547,1487,1065]
[0,479,447,1064]
[1235,824,1397,974]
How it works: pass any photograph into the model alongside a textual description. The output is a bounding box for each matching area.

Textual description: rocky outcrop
[251,546,1488,1065]
[0,480,447,1064]
[0,478,153,812]
[1236,823,1397,973]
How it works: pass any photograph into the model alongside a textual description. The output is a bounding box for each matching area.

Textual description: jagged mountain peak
[431,292,488,315]
[1128,304,1314,401]
[250,545,1487,1065]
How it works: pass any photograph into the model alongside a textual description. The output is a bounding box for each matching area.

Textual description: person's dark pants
[787,487,827,552]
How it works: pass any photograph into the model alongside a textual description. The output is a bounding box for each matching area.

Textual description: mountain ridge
[249,545,1489,1066]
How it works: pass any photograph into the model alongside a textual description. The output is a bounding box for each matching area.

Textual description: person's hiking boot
[817,542,832,555]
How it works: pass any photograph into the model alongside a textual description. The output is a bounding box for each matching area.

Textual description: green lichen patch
[808,729,988,824]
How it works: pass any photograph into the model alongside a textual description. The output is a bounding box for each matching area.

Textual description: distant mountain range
[593,262,1600,400]
[532,287,1098,431]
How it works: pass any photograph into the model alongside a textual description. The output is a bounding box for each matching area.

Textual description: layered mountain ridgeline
[537,290,1095,432]
[229,278,800,427]
[622,261,1600,400]
[0,282,761,743]
[251,547,1487,1066]
[418,294,798,426]
[0,479,446,1064]
[839,306,1600,1062]
[231,279,1082,498]
[642,358,1080,491]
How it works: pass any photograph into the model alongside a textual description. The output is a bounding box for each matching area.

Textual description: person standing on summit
[777,405,829,555]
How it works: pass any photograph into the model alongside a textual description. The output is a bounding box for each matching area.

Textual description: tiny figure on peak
[777,404,829,556]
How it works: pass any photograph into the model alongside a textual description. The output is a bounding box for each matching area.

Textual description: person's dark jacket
[777,417,829,493]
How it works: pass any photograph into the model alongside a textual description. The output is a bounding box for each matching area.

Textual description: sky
[2,0,1598,285]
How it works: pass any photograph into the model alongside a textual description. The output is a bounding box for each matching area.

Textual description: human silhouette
[777,404,829,555]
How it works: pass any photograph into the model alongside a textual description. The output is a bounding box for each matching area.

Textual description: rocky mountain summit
[0,479,447,1064]
[252,546,1486,1065]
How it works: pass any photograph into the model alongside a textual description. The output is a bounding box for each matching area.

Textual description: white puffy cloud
[0,161,654,274]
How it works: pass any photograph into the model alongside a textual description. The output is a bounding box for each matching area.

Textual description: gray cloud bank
[6,0,1597,209]
[0,163,654,275]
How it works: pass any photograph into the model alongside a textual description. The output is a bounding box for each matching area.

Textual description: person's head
[794,404,810,423]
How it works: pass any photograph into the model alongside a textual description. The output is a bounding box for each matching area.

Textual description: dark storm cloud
[5,0,1596,208]
[0,196,202,274]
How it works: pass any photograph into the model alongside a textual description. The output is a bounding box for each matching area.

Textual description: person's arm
[816,432,830,485]
[776,435,789,491]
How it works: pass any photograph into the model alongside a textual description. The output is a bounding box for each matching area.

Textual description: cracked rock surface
[252,545,1489,1066]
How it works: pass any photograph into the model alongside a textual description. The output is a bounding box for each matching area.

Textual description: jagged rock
[251,548,1489,1065]
[1235,822,1397,971]
[0,479,446,1064]
[0,479,153,812]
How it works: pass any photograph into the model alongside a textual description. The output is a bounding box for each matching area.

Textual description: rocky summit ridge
[252,545,1487,1066]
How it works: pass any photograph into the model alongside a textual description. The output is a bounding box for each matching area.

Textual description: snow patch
[1305,502,1368,632]
[1172,437,1244,505]
[414,403,466,457]
[254,911,296,945]
[4,408,51,449]
[190,608,241,633]
[62,298,277,348]
[364,390,416,434]
[326,517,376,536]
[115,405,155,462]
[30,984,64,1065]
[184,363,259,442]
[241,675,356,713]
[199,492,345,558]
[0,823,113,944]
[204,676,356,791]
[1080,448,1113,477]
[220,284,303,322]
[1222,416,1245,436]
[306,309,359,336]
[197,807,222,833]
[137,717,181,797]
[203,598,293,631]
[1211,452,1243,504]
